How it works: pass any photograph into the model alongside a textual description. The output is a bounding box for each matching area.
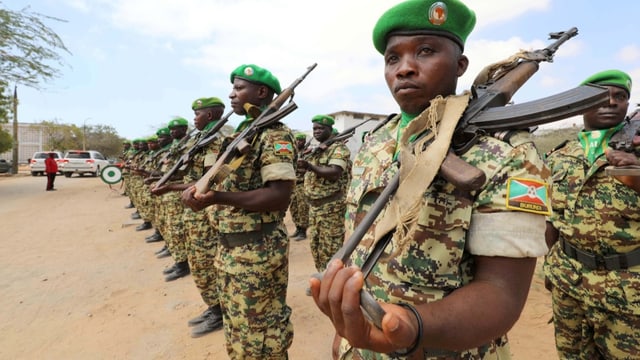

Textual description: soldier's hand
[297,159,309,170]
[309,259,421,355]
[606,148,640,166]
[181,186,214,212]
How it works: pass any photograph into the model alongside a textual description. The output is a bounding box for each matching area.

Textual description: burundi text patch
[274,141,293,155]
[505,177,551,215]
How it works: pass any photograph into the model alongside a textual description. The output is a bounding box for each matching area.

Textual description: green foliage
[0,127,12,153]
[0,3,71,89]
[33,121,125,158]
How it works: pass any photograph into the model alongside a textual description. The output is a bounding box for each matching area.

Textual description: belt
[219,222,279,248]
[307,191,344,207]
[560,237,640,270]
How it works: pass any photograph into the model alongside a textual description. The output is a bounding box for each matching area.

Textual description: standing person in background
[289,132,310,241]
[182,64,296,359]
[544,69,640,359]
[310,0,551,358]
[44,152,58,191]
[297,115,350,272]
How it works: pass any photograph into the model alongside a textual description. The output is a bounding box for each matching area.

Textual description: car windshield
[34,153,49,159]
[66,152,90,159]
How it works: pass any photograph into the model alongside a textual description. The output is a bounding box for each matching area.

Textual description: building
[0,122,47,164]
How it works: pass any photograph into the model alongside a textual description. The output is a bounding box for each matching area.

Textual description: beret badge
[429,2,447,26]
[244,66,254,77]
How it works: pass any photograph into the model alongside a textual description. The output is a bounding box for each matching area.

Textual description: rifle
[193,63,317,194]
[313,28,611,330]
[604,112,640,179]
[151,111,233,189]
[302,118,373,159]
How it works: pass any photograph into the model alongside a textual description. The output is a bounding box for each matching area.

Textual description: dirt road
[0,173,557,359]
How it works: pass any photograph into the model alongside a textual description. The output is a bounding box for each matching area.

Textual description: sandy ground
[0,170,558,359]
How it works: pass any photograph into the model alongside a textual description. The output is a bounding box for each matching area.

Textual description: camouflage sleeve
[466,135,551,258]
[259,127,296,183]
[328,143,351,170]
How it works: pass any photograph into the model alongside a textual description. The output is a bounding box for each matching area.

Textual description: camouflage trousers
[215,225,293,359]
[137,184,154,222]
[551,286,640,359]
[289,183,309,229]
[183,207,219,307]
[308,198,346,272]
[161,191,187,262]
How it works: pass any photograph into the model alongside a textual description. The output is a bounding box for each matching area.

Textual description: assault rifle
[193,63,317,194]
[313,28,611,330]
[302,118,373,159]
[151,111,233,189]
[605,109,640,179]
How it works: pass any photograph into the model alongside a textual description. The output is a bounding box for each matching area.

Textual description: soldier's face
[583,85,629,131]
[229,78,263,116]
[384,34,468,115]
[313,123,332,142]
[194,109,210,131]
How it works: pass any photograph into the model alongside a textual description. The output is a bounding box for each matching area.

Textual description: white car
[29,151,64,176]
[60,150,110,177]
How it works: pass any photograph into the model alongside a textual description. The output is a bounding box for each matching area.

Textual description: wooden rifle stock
[152,111,233,189]
[194,63,317,195]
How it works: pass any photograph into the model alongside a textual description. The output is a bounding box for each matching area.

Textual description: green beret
[156,127,170,137]
[192,97,225,111]
[122,140,131,144]
[372,0,476,54]
[230,64,282,94]
[295,133,307,140]
[168,117,189,129]
[580,69,632,96]
[311,114,335,127]
[146,135,158,142]
[132,138,144,144]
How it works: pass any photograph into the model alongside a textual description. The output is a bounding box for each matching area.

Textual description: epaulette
[545,139,569,158]
[368,113,397,135]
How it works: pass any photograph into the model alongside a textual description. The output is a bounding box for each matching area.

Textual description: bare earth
[0,171,558,359]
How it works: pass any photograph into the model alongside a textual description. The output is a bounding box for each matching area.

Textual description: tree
[0,3,71,89]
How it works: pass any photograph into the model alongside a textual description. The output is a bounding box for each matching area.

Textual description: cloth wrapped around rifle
[374,93,470,252]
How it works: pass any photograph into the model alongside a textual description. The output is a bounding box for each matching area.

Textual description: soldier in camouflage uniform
[127,139,149,221]
[133,136,159,232]
[150,118,191,281]
[289,133,310,240]
[310,1,551,358]
[153,97,228,337]
[121,140,134,206]
[182,64,296,359]
[543,69,640,359]
[298,115,350,272]
[144,128,172,245]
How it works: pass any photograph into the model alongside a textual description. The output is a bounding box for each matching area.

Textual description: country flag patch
[274,141,293,155]
[506,177,550,215]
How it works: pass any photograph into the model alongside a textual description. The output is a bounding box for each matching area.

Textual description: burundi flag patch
[274,141,293,155]
[506,177,551,215]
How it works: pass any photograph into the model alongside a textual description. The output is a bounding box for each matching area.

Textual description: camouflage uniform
[158,139,190,266]
[182,123,226,308]
[304,141,351,271]
[289,164,309,231]
[543,137,640,359]
[340,114,550,359]
[212,122,296,359]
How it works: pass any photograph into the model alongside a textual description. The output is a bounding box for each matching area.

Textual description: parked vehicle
[60,150,110,177]
[0,159,11,174]
[29,151,64,176]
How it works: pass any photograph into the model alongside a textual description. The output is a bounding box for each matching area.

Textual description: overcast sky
[9,0,640,139]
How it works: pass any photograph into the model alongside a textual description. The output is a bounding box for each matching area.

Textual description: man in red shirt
[44,152,58,191]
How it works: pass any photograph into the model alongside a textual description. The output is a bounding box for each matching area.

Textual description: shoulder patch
[505,177,550,215]
[274,141,294,155]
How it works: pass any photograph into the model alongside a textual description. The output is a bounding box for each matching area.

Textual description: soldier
[128,139,149,221]
[309,0,551,358]
[182,64,296,359]
[144,127,173,245]
[543,69,640,358]
[133,135,160,232]
[297,115,350,272]
[289,133,310,241]
[151,117,191,281]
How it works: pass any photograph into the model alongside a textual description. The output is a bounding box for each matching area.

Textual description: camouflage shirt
[303,141,351,200]
[343,114,550,358]
[544,138,640,315]
[213,123,297,233]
